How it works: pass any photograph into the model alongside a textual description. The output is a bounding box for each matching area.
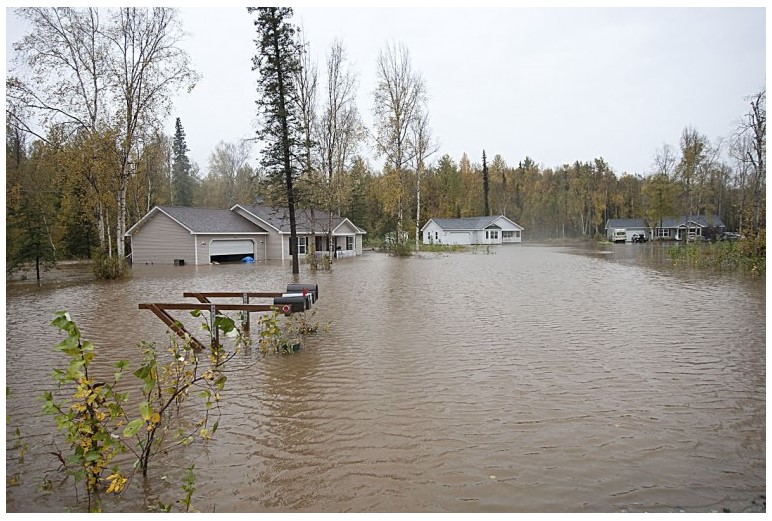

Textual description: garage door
[448,232,471,245]
[210,239,254,257]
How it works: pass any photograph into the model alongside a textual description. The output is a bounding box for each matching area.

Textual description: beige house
[125,203,366,265]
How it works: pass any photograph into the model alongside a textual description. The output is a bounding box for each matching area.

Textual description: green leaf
[84,450,101,462]
[123,419,144,438]
[190,309,202,318]
[139,401,151,421]
[133,365,151,380]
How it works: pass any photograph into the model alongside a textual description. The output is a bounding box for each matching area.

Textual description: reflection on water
[5,244,765,512]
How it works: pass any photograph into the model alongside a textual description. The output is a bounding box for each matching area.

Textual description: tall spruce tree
[482,150,490,216]
[249,6,302,274]
[171,118,195,206]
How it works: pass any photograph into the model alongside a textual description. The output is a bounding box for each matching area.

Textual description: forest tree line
[6,7,766,279]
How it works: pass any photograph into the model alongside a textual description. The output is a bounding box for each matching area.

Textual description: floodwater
[5,243,766,513]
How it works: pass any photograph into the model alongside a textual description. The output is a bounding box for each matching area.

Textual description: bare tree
[738,89,766,231]
[107,8,198,269]
[9,7,198,277]
[653,143,677,178]
[207,139,253,207]
[293,27,318,179]
[411,107,437,251]
[314,39,365,258]
[373,41,426,250]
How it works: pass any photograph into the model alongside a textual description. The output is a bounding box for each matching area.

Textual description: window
[657,229,670,238]
[346,236,354,250]
[426,232,432,242]
[289,236,307,255]
[488,230,499,240]
[435,231,439,240]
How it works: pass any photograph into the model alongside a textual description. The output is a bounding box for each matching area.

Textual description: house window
[426,232,432,242]
[289,236,307,255]
[658,229,670,238]
[489,230,499,240]
[346,236,354,250]
[435,231,438,240]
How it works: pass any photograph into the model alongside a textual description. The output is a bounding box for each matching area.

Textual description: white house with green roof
[420,215,523,245]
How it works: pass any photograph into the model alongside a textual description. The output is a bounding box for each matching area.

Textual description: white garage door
[448,232,471,245]
[210,239,254,257]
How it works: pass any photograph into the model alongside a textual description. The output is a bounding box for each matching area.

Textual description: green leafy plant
[41,311,130,511]
[181,464,197,512]
[41,309,246,511]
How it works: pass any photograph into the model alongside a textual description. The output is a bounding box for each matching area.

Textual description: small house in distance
[421,215,523,245]
[653,214,725,241]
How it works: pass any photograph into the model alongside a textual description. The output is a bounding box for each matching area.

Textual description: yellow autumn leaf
[151,412,161,424]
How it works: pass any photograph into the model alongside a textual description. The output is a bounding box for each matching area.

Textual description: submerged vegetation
[668,232,766,276]
[32,306,324,512]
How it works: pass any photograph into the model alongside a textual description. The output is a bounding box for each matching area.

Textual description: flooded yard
[5,243,766,512]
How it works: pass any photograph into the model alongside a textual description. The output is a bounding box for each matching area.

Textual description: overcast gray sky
[5,5,767,177]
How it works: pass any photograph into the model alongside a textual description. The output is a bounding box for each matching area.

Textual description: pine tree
[172,117,194,206]
[249,7,303,274]
[482,150,490,216]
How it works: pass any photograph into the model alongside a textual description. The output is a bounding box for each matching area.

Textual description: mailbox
[273,295,307,313]
[286,283,319,303]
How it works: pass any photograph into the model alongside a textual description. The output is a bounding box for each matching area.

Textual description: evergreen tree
[482,150,490,216]
[172,117,195,206]
[248,6,303,274]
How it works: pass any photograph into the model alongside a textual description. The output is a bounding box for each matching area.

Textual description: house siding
[130,212,195,265]
[129,205,365,263]
[422,221,444,244]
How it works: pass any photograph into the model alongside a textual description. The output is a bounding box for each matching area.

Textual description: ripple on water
[5,245,765,512]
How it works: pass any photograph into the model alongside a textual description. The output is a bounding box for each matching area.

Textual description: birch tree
[315,39,365,256]
[373,42,426,252]
[9,7,197,277]
[412,108,437,251]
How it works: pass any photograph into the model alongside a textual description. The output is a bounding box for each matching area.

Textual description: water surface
[5,243,766,512]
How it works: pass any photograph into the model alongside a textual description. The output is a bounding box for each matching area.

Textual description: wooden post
[209,304,218,349]
[242,292,250,335]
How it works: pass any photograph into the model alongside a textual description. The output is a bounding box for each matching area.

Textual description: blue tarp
[241,256,255,263]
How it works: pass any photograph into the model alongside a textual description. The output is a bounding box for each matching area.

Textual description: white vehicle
[612,229,626,243]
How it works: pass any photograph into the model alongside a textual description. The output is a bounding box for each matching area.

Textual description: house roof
[659,214,726,228]
[424,215,523,232]
[235,204,366,235]
[605,218,648,229]
[125,206,267,236]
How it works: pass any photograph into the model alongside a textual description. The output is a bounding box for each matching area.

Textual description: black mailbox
[286,283,319,302]
[273,295,309,313]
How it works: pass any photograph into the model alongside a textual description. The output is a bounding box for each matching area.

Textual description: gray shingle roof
[159,206,265,233]
[605,218,648,229]
[239,204,359,234]
[431,216,499,231]
[659,215,725,228]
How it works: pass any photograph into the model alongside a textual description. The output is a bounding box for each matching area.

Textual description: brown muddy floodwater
[5,243,766,513]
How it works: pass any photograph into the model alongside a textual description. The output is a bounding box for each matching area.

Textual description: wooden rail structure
[139,284,319,351]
